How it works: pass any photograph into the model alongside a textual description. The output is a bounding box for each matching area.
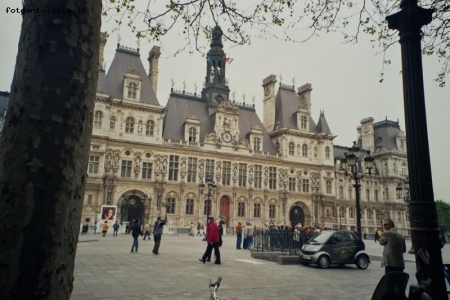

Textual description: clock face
[222,132,232,143]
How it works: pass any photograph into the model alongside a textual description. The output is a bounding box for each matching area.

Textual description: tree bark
[0,0,101,299]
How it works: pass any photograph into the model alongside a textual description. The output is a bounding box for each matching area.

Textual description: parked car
[299,230,370,269]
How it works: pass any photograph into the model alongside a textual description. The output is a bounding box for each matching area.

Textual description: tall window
[301,116,307,129]
[349,207,354,218]
[289,142,295,155]
[125,117,134,133]
[348,188,353,200]
[340,206,345,219]
[314,147,317,158]
[238,163,247,187]
[87,195,92,205]
[166,197,175,214]
[374,190,379,202]
[205,159,215,180]
[222,161,231,186]
[331,207,336,217]
[121,160,132,177]
[254,203,261,218]
[288,177,296,192]
[88,156,99,174]
[366,189,370,201]
[326,180,332,194]
[188,127,197,142]
[168,155,179,181]
[109,116,115,130]
[187,157,197,183]
[238,202,245,217]
[94,111,103,128]
[253,137,261,151]
[367,209,372,220]
[142,162,153,179]
[302,144,308,157]
[269,204,276,219]
[339,186,344,198]
[185,198,194,215]
[401,162,407,175]
[254,165,262,188]
[269,167,277,190]
[325,147,330,159]
[128,82,137,99]
[385,187,390,200]
[302,179,309,193]
[146,120,154,136]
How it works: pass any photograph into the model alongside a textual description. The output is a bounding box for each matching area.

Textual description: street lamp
[199,175,217,223]
[396,178,414,254]
[341,141,374,238]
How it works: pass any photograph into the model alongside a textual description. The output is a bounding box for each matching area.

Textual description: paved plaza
[73,233,450,300]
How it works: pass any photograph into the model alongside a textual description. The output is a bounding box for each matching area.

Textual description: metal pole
[354,180,362,238]
[386,2,446,298]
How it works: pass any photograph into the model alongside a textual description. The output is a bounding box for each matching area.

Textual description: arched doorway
[219,196,230,226]
[120,195,145,225]
[289,205,305,227]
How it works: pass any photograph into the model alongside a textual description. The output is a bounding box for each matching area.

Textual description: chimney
[99,32,107,70]
[262,75,277,132]
[148,46,161,94]
[297,83,312,114]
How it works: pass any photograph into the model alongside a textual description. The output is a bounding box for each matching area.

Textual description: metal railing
[254,229,306,255]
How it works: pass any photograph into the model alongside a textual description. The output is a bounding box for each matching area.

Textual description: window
[121,160,132,177]
[367,209,372,220]
[254,203,261,218]
[348,188,353,200]
[269,167,277,190]
[289,142,295,155]
[109,117,115,130]
[94,111,103,128]
[88,156,99,174]
[254,165,262,189]
[327,209,330,217]
[269,204,276,219]
[339,186,344,198]
[166,197,175,214]
[205,159,215,180]
[350,207,354,218]
[238,202,245,217]
[366,189,370,201]
[401,162,407,176]
[188,127,197,142]
[406,213,409,222]
[238,163,247,187]
[331,207,336,217]
[374,190,379,202]
[146,120,154,136]
[340,206,345,218]
[253,137,261,152]
[128,82,137,99]
[203,200,212,215]
[87,195,92,205]
[185,198,194,215]
[397,211,401,222]
[222,161,231,186]
[125,117,134,133]
[325,147,330,159]
[326,180,332,194]
[302,179,309,193]
[142,162,153,179]
[385,187,390,200]
[314,147,317,158]
[288,177,296,192]
[302,144,308,157]
[168,155,179,181]
[301,116,307,129]
[187,157,197,183]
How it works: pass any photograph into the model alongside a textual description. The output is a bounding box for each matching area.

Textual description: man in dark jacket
[152,216,167,255]
[199,217,221,264]
[130,219,143,253]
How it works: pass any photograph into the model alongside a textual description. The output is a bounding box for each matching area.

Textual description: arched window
[125,117,134,133]
[302,144,308,157]
[189,127,197,142]
[127,82,137,99]
[301,116,307,129]
[289,142,295,155]
[349,207,354,219]
[146,120,154,136]
[325,146,330,159]
[253,137,261,151]
[94,111,103,128]
[110,116,115,130]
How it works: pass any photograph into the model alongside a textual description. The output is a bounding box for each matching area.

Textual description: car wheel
[355,255,369,270]
[317,255,330,269]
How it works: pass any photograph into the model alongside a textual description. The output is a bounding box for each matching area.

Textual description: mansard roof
[98,45,160,105]
[163,91,278,153]
[316,111,332,134]
[372,118,403,152]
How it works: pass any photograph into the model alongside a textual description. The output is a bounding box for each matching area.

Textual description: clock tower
[213,100,240,144]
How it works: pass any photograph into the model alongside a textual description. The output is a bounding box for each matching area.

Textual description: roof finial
[194,83,198,94]
[280,74,283,84]
[232,90,236,101]
[183,80,186,91]
[171,77,175,88]
[292,77,295,87]
[243,92,246,103]
[252,94,256,106]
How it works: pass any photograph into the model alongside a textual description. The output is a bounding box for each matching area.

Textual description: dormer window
[253,137,261,152]
[125,117,135,133]
[188,127,197,142]
[94,111,103,128]
[301,116,307,129]
[325,146,330,159]
[127,82,137,99]
[302,144,308,157]
[146,120,155,136]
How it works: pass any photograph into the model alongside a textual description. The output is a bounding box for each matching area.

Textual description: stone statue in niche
[114,153,120,166]
[106,153,113,166]
[135,156,141,167]
[223,117,231,129]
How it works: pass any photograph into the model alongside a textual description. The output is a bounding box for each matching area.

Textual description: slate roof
[316,111,332,134]
[372,119,402,152]
[98,47,159,105]
[163,93,278,153]
[0,91,9,117]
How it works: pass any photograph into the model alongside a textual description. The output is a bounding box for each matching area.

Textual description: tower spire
[205,25,226,86]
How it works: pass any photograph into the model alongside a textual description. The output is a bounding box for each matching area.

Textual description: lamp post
[341,142,374,238]
[396,178,414,254]
[199,175,217,223]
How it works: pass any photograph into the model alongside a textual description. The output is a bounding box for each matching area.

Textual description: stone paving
[73,233,450,300]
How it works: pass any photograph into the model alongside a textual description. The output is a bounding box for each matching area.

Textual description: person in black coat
[130,219,143,253]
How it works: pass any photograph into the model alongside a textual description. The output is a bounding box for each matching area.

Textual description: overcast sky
[0,0,449,201]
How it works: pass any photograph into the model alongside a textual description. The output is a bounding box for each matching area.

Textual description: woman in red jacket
[199,217,221,264]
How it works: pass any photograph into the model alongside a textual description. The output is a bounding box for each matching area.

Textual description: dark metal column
[386,1,446,298]
[354,181,362,238]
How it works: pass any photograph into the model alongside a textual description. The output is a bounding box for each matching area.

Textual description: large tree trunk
[0,1,101,299]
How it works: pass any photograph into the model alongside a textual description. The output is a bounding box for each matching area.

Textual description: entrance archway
[219,196,230,226]
[120,195,145,225]
[289,206,305,227]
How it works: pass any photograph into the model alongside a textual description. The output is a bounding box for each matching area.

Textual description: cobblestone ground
[73,233,450,300]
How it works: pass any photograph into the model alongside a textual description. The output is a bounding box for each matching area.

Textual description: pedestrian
[380,219,406,274]
[102,220,109,237]
[152,216,167,255]
[113,221,120,237]
[93,221,97,234]
[246,222,254,250]
[199,217,221,264]
[197,222,201,236]
[189,222,196,237]
[374,231,379,243]
[130,219,143,253]
[243,223,248,249]
[143,223,151,240]
[235,222,243,249]
[218,220,224,236]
